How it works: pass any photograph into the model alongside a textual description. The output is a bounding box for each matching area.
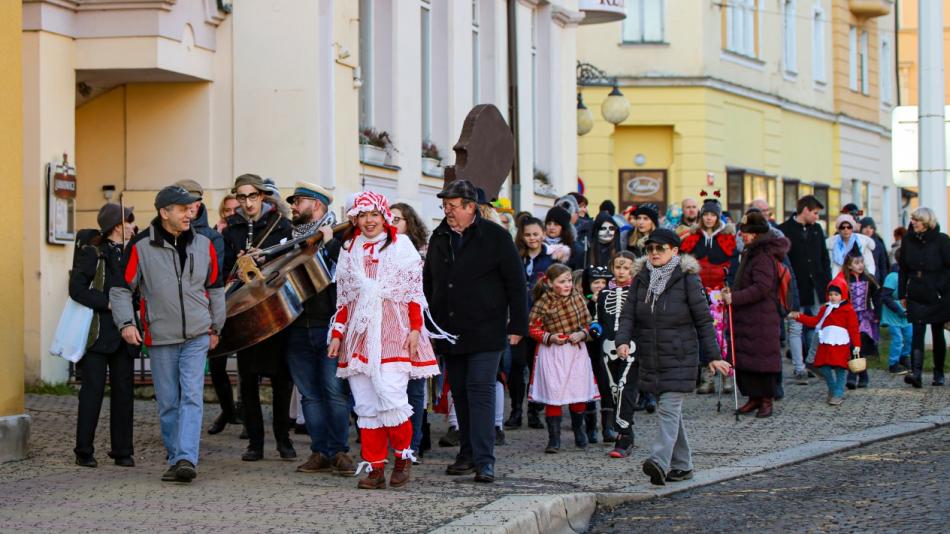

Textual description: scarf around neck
[644,254,681,310]
[832,234,857,267]
[292,210,337,239]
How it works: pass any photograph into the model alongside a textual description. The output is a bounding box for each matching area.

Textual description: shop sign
[619,169,667,214]
[579,0,626,25]
[47,153,76,245]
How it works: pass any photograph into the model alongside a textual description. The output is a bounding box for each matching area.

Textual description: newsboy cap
[644,228,681,248]
[437,179,478,203]
[97,203,134,233]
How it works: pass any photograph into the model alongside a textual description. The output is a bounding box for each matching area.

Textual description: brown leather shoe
[331,452,356,477]
[755,398,773,418]
[738,397,760,414]
[389,458,411,488]
[357,466,386,489]
[296,452,332,473]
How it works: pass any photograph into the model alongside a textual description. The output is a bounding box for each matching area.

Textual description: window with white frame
[812,6,826,84]
[783,0,797,74]
[421,1,432,143]
[881,36,891,104]
[860,30,869,95]
[358,0,373,128]
[622,0,664,43]
[849,25,858,91]
[724,0,757,58]
[472,0,480,106]
[531,8,538,164]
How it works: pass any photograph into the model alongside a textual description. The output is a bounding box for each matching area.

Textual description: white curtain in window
[881,37,891,103]
[849,26,858,90]
[623,0,664,43]
[860,30,869,95]
[812,8,825,83]
[783,0,796,73]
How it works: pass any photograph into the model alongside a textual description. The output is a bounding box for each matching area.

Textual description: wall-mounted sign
[47,153,76,245]
[619,169,667,214]
[579,0,626,25]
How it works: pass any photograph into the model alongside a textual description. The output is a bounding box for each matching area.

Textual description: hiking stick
[716,372,722,413]
[727,300,739,421]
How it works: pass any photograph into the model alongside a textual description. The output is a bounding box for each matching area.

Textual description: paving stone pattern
[589,426,950,533]
[1,364,947,533]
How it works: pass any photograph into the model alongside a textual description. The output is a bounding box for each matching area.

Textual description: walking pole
[727,298,739,422]
[715,371,722,413]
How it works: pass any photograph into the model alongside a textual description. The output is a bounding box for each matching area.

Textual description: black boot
[585,410,598,444]
[933,370,945,386]
[601,410,618,443]
[905,350,924,388]
[570,411,588,449]
[527,403,544,429]
[504,408,523,430]
[544,416,561,453]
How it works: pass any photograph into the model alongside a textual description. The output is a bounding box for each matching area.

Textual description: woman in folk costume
[328,191,448,490]
[679,192,737,395]
[528,263,600,453]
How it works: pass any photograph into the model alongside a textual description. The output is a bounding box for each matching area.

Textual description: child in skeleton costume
[678,194,737,395]
[582,265,613,444]
[528,263,600,453]
[328,191,448,490]
[592,251,639,458]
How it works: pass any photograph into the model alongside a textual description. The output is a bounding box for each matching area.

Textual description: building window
[814,185,831,229]
[622,0,664,43]
[421,1,432,143]
[849,25,858,91]
[531,8,538,164]
[783,180,799,220]
[783,0,796,74]
[727,168,776,219]
[472,0,480,106]
[812,6,826,84]
[724,0,758,58]
[881,36,891,104]
[358,0,373,128]
[860,30,869,95]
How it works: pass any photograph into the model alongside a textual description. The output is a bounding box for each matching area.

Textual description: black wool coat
[777,215,831,307]
[898,226,950,324]
[69,241,129,355]
[615,255,721,395]
[424,216,528,355]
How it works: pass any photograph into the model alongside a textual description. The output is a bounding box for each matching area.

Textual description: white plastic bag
[49,297,94,363]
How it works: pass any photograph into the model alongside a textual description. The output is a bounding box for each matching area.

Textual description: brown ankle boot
[755,397,773,418]
[357,465,386,489]
[738,397,760,414]
[389,458,411,488]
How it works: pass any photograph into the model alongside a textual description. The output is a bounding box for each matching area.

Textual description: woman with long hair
[544,206,584,270]
[626,203,660,257]
[390,203,429,257]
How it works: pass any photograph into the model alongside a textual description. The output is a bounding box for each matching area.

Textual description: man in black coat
[424,179,527,483]
[777,195,831,366]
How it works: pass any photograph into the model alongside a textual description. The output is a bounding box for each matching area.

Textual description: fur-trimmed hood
[631,253,701,277]
[688,221,736,236]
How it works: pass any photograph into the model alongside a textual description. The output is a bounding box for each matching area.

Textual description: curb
[431,406,950,533]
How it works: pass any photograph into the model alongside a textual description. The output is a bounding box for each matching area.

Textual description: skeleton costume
[593,277,639,449]
[331,191,450,488]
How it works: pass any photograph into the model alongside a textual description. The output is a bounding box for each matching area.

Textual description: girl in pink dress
[328,191,448,489]
[528,263,600,453]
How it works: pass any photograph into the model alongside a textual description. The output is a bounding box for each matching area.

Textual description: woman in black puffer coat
[898,207,950,387]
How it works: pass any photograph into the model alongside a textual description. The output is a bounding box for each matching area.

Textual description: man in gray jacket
[110,185,226,483]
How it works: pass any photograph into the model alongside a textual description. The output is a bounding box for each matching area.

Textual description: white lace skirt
[528,343,600,405]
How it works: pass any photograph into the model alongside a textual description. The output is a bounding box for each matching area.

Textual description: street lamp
[577,92,594,136]
[576,62,631,134]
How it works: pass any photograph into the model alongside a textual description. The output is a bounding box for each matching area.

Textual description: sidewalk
[1,365,947,533]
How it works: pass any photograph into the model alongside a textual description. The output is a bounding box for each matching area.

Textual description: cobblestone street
[589,426,950,533]
[1,365,947,533]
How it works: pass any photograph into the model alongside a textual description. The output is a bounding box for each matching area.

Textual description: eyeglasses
[644,244,670,254]
[441,202,466,212]
[391,216,404,224]
[839,224,853,230]
[235,192,262,203]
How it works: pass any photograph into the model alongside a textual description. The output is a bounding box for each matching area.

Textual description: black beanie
[545,206,572,231]
[632,203,660,228]
[599,199,616,216]
[740,211,770,234]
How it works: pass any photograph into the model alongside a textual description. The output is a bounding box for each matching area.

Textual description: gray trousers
[649,391,692,473]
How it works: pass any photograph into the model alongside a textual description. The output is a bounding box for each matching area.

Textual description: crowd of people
[68,176,950,488]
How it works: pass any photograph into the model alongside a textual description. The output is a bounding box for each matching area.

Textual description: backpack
[773,258,793,317]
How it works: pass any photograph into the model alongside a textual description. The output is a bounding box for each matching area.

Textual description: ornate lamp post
[576,62,630,135]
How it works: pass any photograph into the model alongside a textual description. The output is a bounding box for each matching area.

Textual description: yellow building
[1,1,28,462]
[896,0,950,106]
[577,0,895,234]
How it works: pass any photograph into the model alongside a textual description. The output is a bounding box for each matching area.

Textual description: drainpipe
[507,0,521,213]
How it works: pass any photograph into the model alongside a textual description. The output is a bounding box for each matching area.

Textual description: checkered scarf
[529,287,592,336]
[644,254,681,311]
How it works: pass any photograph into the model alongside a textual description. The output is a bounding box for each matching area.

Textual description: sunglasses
[644,244,670,254]
[838,224,852,230]
[235,192,262,203]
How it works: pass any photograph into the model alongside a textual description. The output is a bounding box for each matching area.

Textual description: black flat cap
[97,203,134,232]
[644,228,681,248]
[155,185,201,209]
[437,179,478,202]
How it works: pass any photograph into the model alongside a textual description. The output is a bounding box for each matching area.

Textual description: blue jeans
[787,302,820,372]
[886,324,913,366]
[150,335,209,465]
[285,326,350,456]
[407,378,426,452]
[818,365,847,398]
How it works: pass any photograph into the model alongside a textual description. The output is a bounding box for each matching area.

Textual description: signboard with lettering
[578,0,626,25]
[619,169,667,214]
[47,154,76,245]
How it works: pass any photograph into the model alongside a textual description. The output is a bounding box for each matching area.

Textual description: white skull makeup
[597,223,617,244]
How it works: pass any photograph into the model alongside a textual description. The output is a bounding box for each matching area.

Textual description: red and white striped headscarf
[346,190,394,224]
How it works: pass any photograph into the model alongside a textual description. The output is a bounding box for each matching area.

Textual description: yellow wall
[830,1,891,124]
[578,84,837,215]
[896,0,950,105]
[0,1,24,414]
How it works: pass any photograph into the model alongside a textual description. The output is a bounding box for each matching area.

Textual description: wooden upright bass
[209,222,350,357]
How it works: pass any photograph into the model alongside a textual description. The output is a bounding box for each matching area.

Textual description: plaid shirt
[529,289,592,344]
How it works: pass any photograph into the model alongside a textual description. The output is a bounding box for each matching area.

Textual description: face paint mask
[598,224,617,244]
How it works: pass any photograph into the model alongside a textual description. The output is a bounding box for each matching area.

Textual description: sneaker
[161,465,178,482]
[666,469,694,482]
[331,452,357,477]
[642,458,666,486]
[494,426,506,446]
[296,452,332,473]
[438,426,460,447]
[174,460,197,483]
[793,371,809,385]
[889,364,909,375]
[608,435,634,459]
[828,396,844,406]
